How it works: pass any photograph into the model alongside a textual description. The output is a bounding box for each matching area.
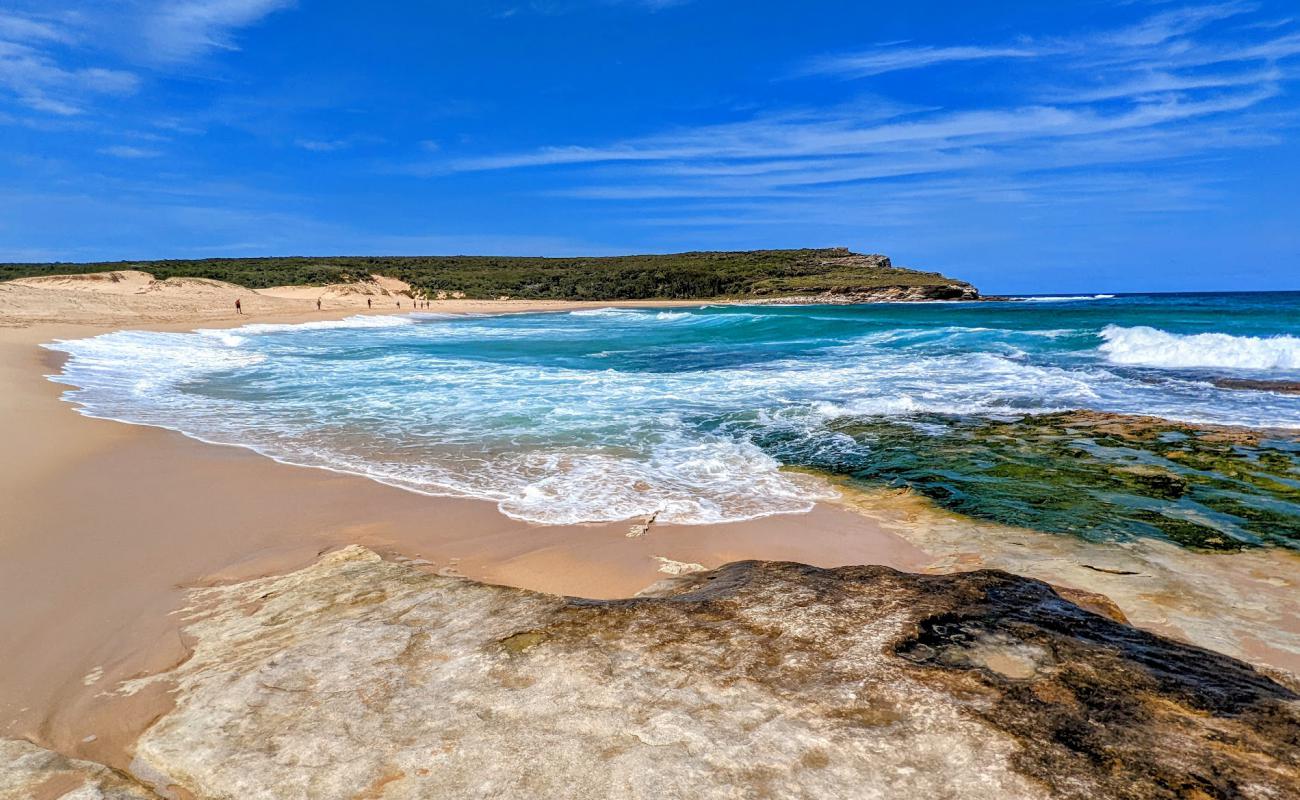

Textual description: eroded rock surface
[748,283,979,303]
[0,739,158,799]
[87,546,1299,800]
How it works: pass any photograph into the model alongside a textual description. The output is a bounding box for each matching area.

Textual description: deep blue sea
[47,293,1300,542]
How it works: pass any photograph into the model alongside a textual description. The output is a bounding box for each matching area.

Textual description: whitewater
[47,292,1300,525]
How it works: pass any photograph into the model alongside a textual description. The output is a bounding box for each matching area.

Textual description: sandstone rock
[0,739,158,800]
[747,283,980,304]
[106,546,1298,800]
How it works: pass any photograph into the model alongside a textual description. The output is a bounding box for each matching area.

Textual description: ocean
[47,292,1300,548]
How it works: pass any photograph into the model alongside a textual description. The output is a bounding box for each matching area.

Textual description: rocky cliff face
[6,546,1294,800]
[749,283,981,303]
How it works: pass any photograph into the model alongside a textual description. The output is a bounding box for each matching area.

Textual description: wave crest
[1017,294,1115,302]
[1099,325,1300,371]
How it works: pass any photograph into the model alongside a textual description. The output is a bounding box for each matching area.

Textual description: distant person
[316,298,322,311]
[367,298,372,309]
[235,298,242,315]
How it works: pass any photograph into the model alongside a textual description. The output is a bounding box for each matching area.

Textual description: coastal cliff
[5,546,1294,799]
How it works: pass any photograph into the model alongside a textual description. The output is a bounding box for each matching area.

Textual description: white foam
[1016,294,1116,302]
[569,307,642,317]
[219,314,419,336]
[1099,325,1300,371]
[569,307,698,322]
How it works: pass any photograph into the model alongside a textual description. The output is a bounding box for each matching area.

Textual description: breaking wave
[1017,294,1116,302]
[1099,325,1300,371]
[44,300,1300,526]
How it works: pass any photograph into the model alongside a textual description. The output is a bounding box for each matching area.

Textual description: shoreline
[3,285,1299,776]
[0,299,930,773]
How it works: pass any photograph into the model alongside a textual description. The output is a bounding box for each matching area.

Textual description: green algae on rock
[58,546,1296,800]
[805,410,1300,551]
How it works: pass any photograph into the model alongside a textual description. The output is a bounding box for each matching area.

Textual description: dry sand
[1,271,1297,773]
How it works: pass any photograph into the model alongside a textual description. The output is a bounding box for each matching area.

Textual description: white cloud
[295,138,350,152]
[797,1,1281,82]
[1064,66,1285,102]
[501,0,693,16]
[1101,1,1250,47]
[99,144,162,158]
[0,37,139,115]
[800,45,1047,79]
[0,1,296,118]
[0,12,76,45]
[140,0,296,63]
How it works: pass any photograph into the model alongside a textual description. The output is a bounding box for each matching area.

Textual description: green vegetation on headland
[765,410,1300,552]
[0,248,977,301]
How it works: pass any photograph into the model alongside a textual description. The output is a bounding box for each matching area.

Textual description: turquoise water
[48,293,1300,541]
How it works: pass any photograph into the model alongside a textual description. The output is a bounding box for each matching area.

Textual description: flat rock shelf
[5,546,1297,799]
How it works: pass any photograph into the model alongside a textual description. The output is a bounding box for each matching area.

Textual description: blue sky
[1,1,1298,292]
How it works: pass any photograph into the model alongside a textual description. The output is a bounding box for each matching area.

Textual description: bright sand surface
[1,272,1297,773]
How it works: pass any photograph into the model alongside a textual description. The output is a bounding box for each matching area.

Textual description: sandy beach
[0,275,930,771]
[2,273,1298,780]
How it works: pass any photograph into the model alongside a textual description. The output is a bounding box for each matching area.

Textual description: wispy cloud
[800,45,1047,79]
[497,0,692,16]
[0,12,76,45]
[140,0,296,63]
[0,36,139,115]
[0,1,297,120]
[99,144,162,158]
[295,138,351,152]
[430,3,1300,227]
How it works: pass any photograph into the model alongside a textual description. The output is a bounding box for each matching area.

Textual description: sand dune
[0,270,696,328]
[10,270,163,295]
[256,273,413,302]
[0,271,414,327]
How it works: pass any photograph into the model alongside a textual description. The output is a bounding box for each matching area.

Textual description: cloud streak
[141,0,296,63]
[800,45,1047,79]
[0,37,139,115]
[0,1,297,119]
[430,3,1300,227]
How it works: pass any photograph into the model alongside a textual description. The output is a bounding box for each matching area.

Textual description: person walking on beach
[367,298,372,309]
[317,298,322,311]
[235,298,242,315]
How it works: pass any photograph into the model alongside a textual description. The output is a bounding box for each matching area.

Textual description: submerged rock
[795,410,1300,551]
[84,546,1299,799]
[1213,378,1300,396]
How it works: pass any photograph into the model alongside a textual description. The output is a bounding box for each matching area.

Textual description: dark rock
[1213,378,1300,396]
